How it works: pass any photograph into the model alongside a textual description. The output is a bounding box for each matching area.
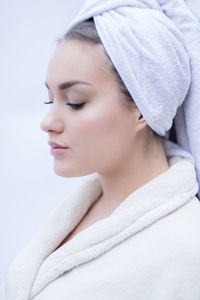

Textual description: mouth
[50,147,69,156]
[52,146,69,149]
[48,140,69,156]
[48,140,69,149]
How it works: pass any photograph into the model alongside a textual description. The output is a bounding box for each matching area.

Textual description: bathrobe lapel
[5,156,198,300]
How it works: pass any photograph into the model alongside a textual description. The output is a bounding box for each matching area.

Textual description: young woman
[1,0,200,299]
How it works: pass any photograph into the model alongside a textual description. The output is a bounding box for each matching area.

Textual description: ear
[135,109,148,132]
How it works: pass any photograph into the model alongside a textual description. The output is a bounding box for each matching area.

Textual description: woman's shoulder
[169,195,200,242]
[130,195,200,262]
[154,195,200,245]
[149,196,200,298]
[145,195,200,263]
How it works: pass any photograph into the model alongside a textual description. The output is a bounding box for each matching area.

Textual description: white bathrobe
[1,155,200,300]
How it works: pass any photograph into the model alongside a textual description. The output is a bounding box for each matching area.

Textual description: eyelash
[43,101,85,110]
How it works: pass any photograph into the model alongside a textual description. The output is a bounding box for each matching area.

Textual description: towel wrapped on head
[65,0,200,198]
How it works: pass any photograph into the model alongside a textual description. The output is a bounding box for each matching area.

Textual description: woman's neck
[96,137,169,211]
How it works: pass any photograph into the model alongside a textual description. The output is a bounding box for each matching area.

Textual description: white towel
[66,0,200,198]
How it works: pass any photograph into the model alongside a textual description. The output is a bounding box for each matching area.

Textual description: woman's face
[40,39,142,177]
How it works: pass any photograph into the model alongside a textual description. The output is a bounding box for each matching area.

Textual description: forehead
[46,40,112,86]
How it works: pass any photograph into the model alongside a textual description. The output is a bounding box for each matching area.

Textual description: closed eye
[44,101,53,104]
[66,103,85,110]
[43,101,85,110]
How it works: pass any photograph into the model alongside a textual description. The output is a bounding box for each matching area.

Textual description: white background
[0,0,87,285]
[0,0,199,285]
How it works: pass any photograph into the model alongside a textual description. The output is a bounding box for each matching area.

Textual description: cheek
[68,105,129,153]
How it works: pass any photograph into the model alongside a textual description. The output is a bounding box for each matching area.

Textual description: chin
[53,163,95,178]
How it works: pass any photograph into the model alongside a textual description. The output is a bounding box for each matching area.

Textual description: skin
[40,39,169,221]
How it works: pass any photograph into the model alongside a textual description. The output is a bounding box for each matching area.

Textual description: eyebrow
[45,80,92,90]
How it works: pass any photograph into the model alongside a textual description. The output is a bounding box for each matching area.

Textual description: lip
[48,141,69,149]
[48,140,69,157]
[50,148,69,156]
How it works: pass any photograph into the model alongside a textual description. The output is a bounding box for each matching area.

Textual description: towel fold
[66,0,200,198]
[2,155,199,300]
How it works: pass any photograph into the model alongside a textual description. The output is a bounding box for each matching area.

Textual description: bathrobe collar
[5,156,198,300]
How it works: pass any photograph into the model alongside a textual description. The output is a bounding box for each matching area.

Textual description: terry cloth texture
[1,155,200,299]
[66,0,200,198]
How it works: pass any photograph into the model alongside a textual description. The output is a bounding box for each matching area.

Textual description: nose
[40,110,64,134]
